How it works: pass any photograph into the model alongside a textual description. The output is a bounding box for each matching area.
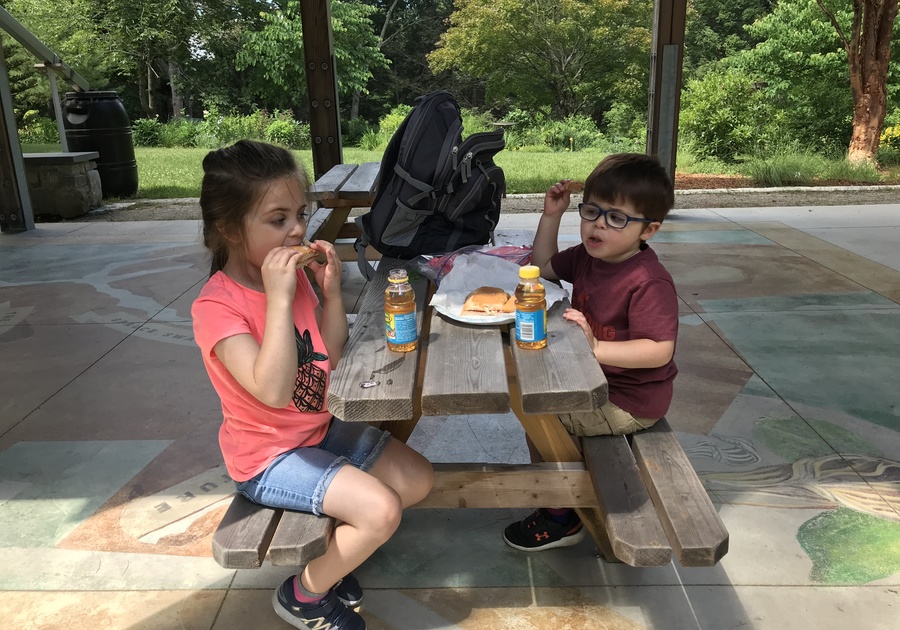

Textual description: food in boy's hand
[564,180,585,193]
[461,286,517,315]
[287,244,318,268]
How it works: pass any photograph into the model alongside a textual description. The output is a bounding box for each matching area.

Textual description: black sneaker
[334,573,363,607]
[272,576,366,630]
[502,508,587,552]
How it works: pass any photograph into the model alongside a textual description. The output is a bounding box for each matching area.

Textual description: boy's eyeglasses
[577,203,654,230]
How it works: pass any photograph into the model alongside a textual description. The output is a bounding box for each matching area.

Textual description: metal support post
[36,63,68,151]
[0,35,35,232]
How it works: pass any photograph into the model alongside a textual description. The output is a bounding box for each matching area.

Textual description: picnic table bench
[212,257,729,571]
[304,162,380,261]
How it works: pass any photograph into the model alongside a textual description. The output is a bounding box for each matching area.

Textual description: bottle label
[515,309,546,343]
[386,311,417,345]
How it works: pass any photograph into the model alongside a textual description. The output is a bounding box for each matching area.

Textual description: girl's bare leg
[301,439,433,593]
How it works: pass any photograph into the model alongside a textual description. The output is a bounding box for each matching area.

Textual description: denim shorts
[235,417,392,516]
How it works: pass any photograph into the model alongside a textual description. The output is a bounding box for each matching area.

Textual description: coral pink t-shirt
[192,271,332,481]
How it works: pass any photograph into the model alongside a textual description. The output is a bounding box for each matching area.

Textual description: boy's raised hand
[543,180,574,218]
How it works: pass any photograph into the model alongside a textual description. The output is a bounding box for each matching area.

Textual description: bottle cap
[388,269,409,283]
[519,265,540,279]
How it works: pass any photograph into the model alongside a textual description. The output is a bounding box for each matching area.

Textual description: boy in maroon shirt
[503,153,678,552]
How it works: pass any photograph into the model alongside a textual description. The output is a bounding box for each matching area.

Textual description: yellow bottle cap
[519,265,540,279]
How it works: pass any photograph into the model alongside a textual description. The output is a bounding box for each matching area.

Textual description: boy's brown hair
[583,153,674,223]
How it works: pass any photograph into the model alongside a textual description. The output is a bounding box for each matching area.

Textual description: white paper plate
[433,303,515,326]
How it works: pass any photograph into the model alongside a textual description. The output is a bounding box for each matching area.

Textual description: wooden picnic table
[305,162,379,259]
[212,189,730,572]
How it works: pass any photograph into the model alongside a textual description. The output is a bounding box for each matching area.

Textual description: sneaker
[272,576,366,630]
[502,508,587,552]
[334,573,363,607]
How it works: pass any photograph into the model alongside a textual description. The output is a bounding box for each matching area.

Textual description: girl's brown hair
[199,140,309,276]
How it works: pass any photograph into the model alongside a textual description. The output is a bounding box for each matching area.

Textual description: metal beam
[300,0,342,180]
[646,0,687,183]
[0,36,35,232]
[0,5,89,91]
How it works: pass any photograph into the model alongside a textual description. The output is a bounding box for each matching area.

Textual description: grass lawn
[128,147,617,199]
[21,144,900,200]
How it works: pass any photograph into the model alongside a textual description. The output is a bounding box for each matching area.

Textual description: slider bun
[287,244,318,268]
[461,286,514,315]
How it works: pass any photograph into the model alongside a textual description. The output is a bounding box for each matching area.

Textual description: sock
[544,507,574,524]
[293,574,327,604]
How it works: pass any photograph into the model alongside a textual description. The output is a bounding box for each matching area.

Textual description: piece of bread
[564,180,584,193]
[461,286,512,315]
[287,244,318,268]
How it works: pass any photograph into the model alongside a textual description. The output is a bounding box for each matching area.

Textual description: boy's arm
[532,181,573,280]
[563,308,675,369]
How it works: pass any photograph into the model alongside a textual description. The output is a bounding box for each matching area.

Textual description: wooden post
[300,0,342,181]
[646,0,687,183]
[0,35,34,232]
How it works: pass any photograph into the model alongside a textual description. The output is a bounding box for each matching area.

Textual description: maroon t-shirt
[551,243,678,418]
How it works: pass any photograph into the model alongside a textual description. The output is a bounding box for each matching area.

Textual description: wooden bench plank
[268,511,335,567]
[306,206,335,242]
[630,418,729,567]
[327,260,429,421]
[511,301,609,414]
[211,494,282,569]
[23,151,99,165]
[582,435,673,567]
[309,163,357,202]
[338,161,380,200]
[415,462,596,509]
[421,313,509,415]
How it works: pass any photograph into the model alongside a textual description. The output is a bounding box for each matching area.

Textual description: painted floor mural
[0,206,898,629]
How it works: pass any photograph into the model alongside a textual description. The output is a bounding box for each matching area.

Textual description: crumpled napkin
[429,251,568,317]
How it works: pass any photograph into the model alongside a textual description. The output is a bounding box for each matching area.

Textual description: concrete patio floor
[0,202,898,630]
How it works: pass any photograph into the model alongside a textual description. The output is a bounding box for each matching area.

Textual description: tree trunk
[169,61,185,119]
[147,65,160,120]
[351,90,359,120]
[818,0,899,163]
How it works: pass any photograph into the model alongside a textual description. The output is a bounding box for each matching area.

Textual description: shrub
[878,145,900,167]
[881,125,900,151]
[343,117,372,147]
[265,119,301,149]
[822,158,881,183]
[680,65,785,161]
[18,110,58,144]
[359,130,382,151]
[741,149,823,186]
[460,108,493,137]
[158,118,199,148]
[378,104,412,140]
[539,115,604,151]
[132,118,162,147]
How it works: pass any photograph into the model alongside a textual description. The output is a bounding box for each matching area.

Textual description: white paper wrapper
[429,252,568,324]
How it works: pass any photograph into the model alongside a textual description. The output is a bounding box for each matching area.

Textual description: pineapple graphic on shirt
[293,327,328,412]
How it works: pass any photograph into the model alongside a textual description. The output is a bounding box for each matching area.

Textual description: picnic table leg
[367,301,431,444]
[505,347,620,563]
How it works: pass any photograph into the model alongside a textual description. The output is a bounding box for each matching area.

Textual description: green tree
[428,0,651,120]
[683,0,775,73]
[237,0,388,113]
[814,0,899,162]
[738,0,900,157]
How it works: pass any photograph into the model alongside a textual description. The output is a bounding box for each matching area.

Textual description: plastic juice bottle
[515,265,547,349]
[384,269,418,352]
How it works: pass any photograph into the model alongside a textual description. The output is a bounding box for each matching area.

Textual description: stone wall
[24,153,103,219]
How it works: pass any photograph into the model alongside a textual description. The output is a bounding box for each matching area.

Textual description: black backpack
[355,91,506,278]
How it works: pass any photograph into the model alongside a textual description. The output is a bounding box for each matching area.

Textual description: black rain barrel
[63,91,139,197]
